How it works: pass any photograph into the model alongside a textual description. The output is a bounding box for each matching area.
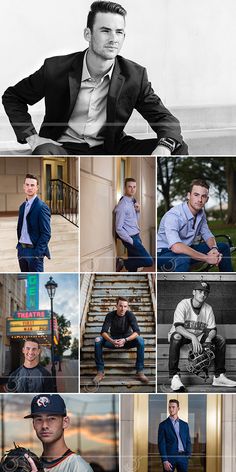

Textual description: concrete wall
[222,395,236,472]
[0,156,78,212]
[80,156,155,272]
[80,156,115,272]
[0,157,42,212]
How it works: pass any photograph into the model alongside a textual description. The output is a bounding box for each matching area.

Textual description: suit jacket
[158,417,191,463]
[17,196,51,258]
[2,50,183,153]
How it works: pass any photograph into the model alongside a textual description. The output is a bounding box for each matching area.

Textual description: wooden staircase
[80,274,156,392]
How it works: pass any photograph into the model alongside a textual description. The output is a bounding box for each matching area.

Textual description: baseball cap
[24,394,67,418]
[193,282,210,293]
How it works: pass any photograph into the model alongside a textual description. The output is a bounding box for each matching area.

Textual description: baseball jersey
[168,298,216,341]
[43,451,93,472]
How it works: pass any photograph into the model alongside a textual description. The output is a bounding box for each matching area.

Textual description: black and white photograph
[0,0,236,155]
[157,273,236,393]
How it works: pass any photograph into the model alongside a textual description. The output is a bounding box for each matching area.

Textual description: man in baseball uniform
[24,394,93,471]
[168,281,236,391]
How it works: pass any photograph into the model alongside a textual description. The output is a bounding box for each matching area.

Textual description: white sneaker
[171,374,185,391]
[212,373,236,387]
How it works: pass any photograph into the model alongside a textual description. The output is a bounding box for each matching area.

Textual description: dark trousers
[121,234,153,272]
[169,332,226,377]
[163,456,189,472]
[94,335,145,372]
[17,246,44,272]
[157,242,233,272]
[32,137,188,156]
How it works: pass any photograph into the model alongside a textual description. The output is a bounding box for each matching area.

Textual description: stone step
[80,363,155,376]
[85,323,155,333]
[93,283,149,288]
[95,275,148,281]
[91,291,150,298]
[80,376,156,393]
[89,297,153,311]
[87,314,154,323]
[81,346,156,360]
[82,334,156,346]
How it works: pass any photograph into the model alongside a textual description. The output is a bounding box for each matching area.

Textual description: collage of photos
[1,0,236,471]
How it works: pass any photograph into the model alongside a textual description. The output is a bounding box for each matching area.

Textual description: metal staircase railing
[49,179,79,227]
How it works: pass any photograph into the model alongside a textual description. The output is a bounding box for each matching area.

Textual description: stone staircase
[0,215,78,272]
[80,274,156,392]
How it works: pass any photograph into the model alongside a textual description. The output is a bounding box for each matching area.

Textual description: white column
[222,395,236,472]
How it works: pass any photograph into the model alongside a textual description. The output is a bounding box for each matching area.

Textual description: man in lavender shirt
[157,179,233,272]
[114,177,153,272]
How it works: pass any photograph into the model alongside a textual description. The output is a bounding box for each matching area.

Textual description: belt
[20,243,34,248]
[177,452,186,455]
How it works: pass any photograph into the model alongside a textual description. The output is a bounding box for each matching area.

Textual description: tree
[157,157,228,219]
[55,314,72,371]
[224,158,236,223]
[70,337,78,359]
[157,157,179,211]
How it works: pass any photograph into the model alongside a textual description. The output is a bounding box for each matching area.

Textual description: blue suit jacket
[17,196,51,258]
[158,417,191,463]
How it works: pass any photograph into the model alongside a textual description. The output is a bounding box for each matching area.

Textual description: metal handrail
[49,179,79,227]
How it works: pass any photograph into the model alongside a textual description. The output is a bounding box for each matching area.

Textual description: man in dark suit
[2,1,188,157]
[17,173,51,272]
[158,399,191,472]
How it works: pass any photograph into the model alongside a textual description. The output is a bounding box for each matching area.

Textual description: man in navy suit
[17,174,51,272]
[158,399,191,472]
[2,1,187,157]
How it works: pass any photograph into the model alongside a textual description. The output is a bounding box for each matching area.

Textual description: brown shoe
[136,371,149,384]
[93,372,105,384]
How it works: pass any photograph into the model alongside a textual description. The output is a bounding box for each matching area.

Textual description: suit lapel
[68,51,86,117]
[107,58,125,124]
[26,196,39,218]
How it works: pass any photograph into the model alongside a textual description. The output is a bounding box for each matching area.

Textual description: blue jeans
[17,246,44,272]
[94,335,145,372]
[157,242,233,272]
[122,234,153,272]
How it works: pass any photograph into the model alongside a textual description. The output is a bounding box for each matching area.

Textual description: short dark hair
[189,179,209,193]
[124,177,136,186]
[87,1,127,30]
[116,296,128,304]
[23,337,40,348]
[25,173,39,185]
[169,399,179,408]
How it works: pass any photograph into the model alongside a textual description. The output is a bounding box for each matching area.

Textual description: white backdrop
[1,0,236,116]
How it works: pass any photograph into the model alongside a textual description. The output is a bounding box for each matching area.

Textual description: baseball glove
[186,343,215,380]
[0,444,44,472]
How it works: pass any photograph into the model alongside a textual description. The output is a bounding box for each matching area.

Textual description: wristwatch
[158,137,177,153]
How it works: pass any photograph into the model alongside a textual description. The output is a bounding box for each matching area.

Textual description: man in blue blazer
[2,1,188,157]
[17,174,51,272]
[158,399,191,472]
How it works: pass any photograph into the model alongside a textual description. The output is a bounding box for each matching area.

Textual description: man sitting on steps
[93,296,149,384]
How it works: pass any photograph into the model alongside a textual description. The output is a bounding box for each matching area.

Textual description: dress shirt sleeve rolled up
[163,213,183,248]
[115,203,134,245]
[199,213,214,243]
